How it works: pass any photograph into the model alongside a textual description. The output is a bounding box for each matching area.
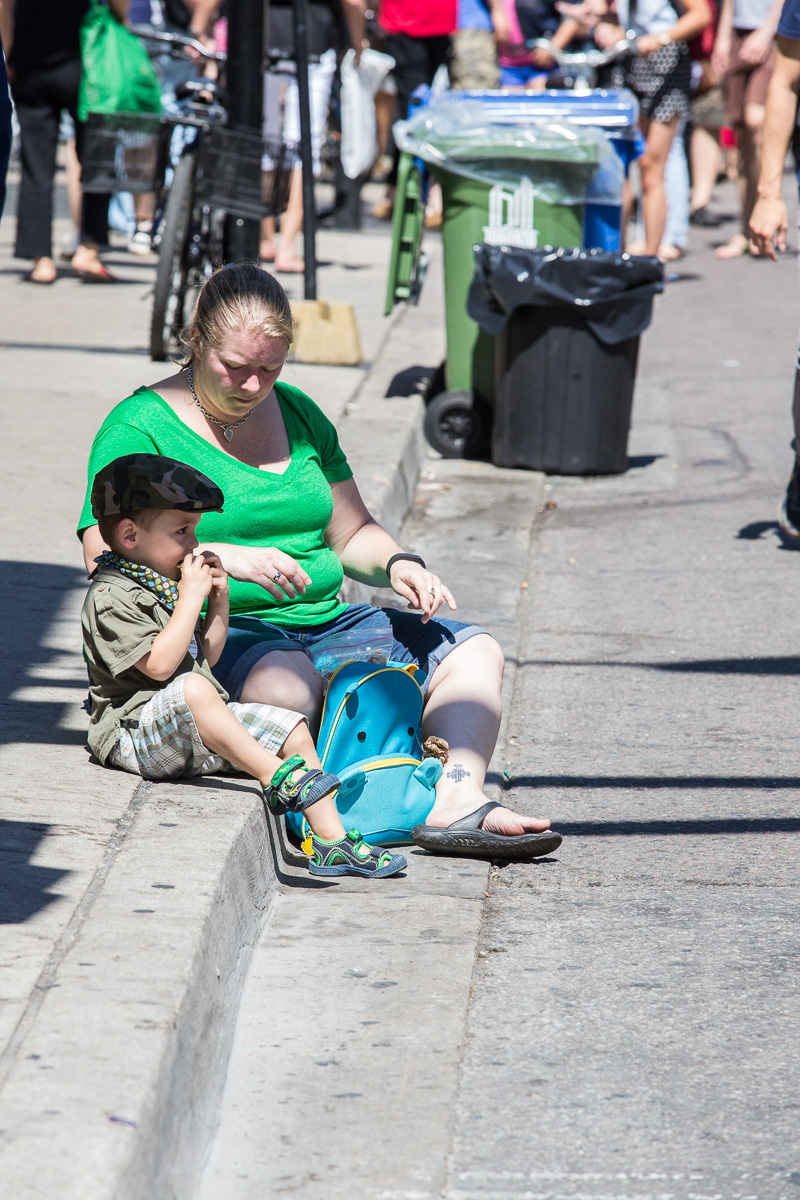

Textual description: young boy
[81,453,406,880]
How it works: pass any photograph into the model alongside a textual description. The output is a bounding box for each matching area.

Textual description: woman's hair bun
[178,261,294,363]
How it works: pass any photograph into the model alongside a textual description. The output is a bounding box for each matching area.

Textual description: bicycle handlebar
[528,34,635,66]
[130,24,227,63]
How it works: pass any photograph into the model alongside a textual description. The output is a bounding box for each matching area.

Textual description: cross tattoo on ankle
[447,765,471,783]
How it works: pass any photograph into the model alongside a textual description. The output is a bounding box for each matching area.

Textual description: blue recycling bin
[410,87,644,252]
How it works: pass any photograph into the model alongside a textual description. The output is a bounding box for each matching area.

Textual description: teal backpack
[285,662,442,847]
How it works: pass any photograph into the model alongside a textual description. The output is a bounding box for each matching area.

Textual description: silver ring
[273,572,282,582]
[429,587,436,596]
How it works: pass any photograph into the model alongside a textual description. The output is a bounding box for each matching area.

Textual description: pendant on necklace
[224,427,234,442]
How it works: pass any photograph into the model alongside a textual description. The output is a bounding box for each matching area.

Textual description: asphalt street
[445,222,800,1196]
[200,186,800,1198]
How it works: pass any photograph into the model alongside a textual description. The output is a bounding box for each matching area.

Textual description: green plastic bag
[78,1,162,121]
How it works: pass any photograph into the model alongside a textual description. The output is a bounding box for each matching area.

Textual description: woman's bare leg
[274,169,304,273]
[690,125,722,212]
[639,114,679,257]
[183,672,345,841]
[238,649,326,731]
[421,635,551,835]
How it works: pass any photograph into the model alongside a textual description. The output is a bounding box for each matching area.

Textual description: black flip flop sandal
[411,801,563,861]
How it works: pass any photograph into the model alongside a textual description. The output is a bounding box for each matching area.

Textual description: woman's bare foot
[259,239,276,262]
[27,256,57,284]
[715,233,749,259]
[658,243,684,262]
[274,253,305,274]
[425,788,551,835]
[71,243,117,281]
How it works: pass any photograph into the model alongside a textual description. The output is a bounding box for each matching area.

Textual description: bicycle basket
[80,112,171,194]
[194,127,297,220]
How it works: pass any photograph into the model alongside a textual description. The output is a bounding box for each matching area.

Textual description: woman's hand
[389,561,458,624]
[637,32,663,54]
[739,25,775,66]
[749,195,789,257]
[202,543,312,601]
[594,20,625,49]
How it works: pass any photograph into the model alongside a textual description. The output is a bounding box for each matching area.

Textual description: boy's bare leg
[182,673,347,842]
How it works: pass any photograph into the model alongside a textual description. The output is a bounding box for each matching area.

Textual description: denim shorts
[499,63,548,87]
[212,604,488,702]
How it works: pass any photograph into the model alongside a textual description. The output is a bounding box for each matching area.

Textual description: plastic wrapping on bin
[467,245,664,345]
[394,97,619,205]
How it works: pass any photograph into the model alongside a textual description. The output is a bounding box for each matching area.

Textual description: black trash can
[468,246,664,474]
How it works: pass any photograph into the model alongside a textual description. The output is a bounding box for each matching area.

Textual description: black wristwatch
[386,552,426,578]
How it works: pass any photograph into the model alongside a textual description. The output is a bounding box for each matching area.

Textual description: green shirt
[81,568,227,766]
[78,383,354,628]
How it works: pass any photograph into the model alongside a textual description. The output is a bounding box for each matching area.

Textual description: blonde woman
[78,263,561,861]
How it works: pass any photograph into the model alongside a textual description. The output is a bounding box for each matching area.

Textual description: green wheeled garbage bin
[385,98,620,457]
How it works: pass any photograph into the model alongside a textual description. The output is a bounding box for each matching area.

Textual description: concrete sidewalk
[0,188,446,1198]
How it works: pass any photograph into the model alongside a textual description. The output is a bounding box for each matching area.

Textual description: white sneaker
[128,227,153,256]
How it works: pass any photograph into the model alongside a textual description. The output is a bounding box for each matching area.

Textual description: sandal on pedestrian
[263,755,341,815]
[74,263,118,282]
[714,233,749,260]
[411,801,563,861]
[689,206,723,228]
[308,828,407,878]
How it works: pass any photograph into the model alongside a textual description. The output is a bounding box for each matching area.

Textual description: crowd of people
[0,0,790,274]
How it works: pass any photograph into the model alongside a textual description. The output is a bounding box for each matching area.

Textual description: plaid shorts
[107,673,305,780]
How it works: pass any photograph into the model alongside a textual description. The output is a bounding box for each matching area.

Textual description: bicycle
[527,34,636,90]
[130,25,296,361]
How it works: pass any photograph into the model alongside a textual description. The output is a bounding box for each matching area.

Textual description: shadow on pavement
[519,654,800,674]
[0,822,71,923]
[546,817,800,835]
[514,774,800,792]
[0,340,149,356]
[737,519,800,551]
[1,560,89,747]
[385,364,437,398]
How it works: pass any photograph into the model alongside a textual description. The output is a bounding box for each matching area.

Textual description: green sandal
[308,829,407,878]
[263,755,341,815]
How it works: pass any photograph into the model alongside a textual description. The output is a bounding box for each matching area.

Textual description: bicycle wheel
[149,152,195,361]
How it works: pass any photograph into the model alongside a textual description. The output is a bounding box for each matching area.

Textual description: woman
[78,263,558,860]
[4,0,125,283]
[595,0,711,257]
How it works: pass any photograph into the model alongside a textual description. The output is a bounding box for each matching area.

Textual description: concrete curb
[0,302,434,1200]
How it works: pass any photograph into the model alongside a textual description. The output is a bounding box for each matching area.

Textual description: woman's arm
[750,36,800,257]
[82,524,110,574]
[0,1,14,66]
[325,478,457,622]
[638,0,710,53]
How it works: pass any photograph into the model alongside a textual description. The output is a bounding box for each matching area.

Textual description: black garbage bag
[467,245,664,346]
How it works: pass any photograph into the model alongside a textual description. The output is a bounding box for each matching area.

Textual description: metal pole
[224,0,264,262]
[293,0,317,300]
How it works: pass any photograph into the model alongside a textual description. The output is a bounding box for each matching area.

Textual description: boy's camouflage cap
[91,454,225,518]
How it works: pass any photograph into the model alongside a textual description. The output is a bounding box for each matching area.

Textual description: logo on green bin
[483,177,539,249]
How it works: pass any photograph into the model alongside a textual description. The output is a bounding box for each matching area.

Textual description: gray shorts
[107,673,305,780]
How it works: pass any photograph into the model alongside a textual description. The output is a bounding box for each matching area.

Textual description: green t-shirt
[81,568,227,765]
[78,382,354,627]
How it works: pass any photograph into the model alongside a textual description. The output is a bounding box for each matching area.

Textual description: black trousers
[383,32,451,186]
[0,39,11,220]
[11,56,109,260]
